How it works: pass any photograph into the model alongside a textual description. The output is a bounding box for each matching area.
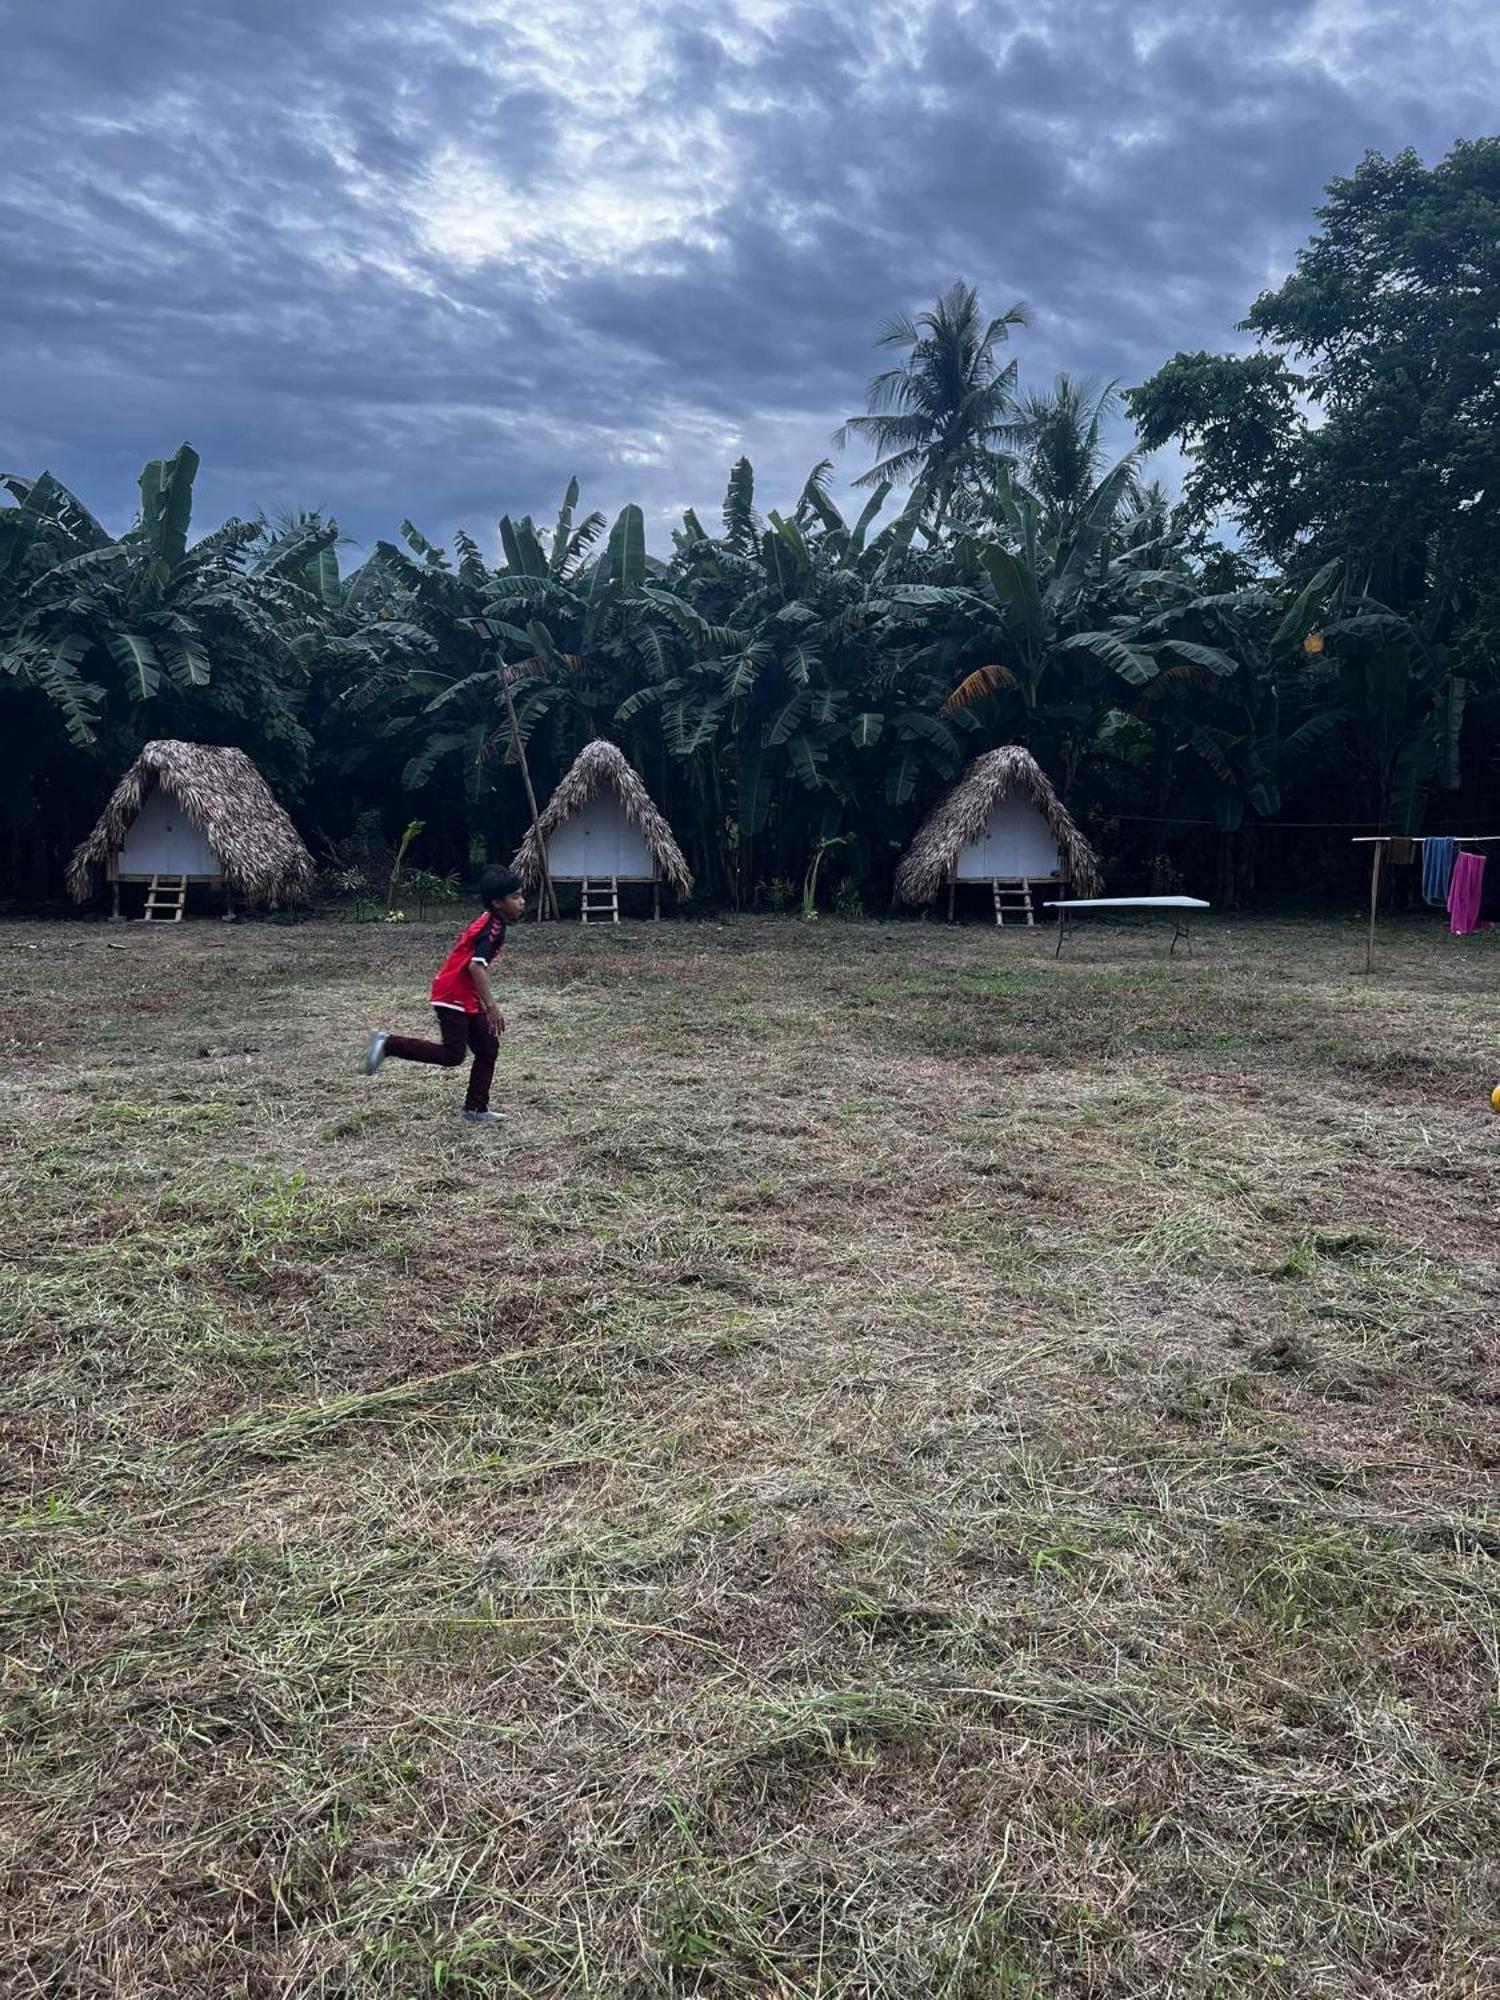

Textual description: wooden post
[1365,839,1384,973]
[497,657,558,921]
[946,875,956,922]
[653,877,661,922]
[109,869,122,923]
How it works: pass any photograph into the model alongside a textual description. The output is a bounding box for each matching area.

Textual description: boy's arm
[470,959,503,1033]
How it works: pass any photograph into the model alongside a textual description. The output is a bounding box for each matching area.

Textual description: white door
[547,797,655,879]
[117,786,221,877]
[953,798,1060,880]
[984,797,1061,878]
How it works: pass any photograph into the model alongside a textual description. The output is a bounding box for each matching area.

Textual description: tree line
[4,140,1496,913]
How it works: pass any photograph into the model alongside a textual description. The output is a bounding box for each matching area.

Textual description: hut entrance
[948,795,1063,924]
[952,796,1062,882]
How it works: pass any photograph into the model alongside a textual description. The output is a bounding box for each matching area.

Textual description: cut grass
[2,910,1498,1997]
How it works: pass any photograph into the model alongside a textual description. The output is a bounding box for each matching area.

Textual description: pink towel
[1447,850,1488,935]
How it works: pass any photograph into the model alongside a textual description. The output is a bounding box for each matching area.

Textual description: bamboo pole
[1365,839,1383,973]
[496,654,558,922]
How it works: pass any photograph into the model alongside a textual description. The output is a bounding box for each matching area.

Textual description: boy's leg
[463,1012,499,1112]
[382,1009,469,1068]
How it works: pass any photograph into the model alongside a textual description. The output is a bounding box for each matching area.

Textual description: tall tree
[618,461,965,899]
[1129,139,1500,616]
[835,284,1029,532]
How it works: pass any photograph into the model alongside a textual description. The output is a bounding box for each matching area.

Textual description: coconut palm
[999,374,1141,543]
[835,284,1029,533]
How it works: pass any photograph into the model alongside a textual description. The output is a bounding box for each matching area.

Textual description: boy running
[362,866,526,1124]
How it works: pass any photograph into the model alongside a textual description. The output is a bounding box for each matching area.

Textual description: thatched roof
[512,739,694,897]
[67,740,315,907]
[894,745,1102,905]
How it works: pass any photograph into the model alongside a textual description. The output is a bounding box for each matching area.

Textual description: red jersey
[430,911,507,1013]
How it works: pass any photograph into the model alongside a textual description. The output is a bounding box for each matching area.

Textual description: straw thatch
[67,740,315,907]
[512,739,694,897]
[894,745,1102,905]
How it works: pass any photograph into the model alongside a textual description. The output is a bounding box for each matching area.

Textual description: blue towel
[1422,837,1457,905]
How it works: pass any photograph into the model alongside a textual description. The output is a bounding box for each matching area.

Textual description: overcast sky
[3,0,1497,558]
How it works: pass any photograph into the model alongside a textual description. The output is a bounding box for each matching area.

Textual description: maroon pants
[384,1008,498,1112]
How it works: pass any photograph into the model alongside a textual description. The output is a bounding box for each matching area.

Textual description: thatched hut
[512,739,692,921]
[894,745,1101,924]
[67,739,314,920]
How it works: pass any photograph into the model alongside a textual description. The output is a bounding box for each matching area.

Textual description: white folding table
[1045,895,1210,956]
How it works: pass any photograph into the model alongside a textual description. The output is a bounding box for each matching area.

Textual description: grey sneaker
[462,1108,508,1125]
[362,1030,390,1076]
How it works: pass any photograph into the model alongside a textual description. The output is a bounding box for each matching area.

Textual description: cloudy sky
[3,0,1497,556]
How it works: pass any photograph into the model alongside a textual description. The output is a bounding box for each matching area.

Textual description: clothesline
[1104,811,1499,833]
[1356,831,1494,970]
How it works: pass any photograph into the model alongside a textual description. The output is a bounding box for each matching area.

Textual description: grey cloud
[2,0,1496,552]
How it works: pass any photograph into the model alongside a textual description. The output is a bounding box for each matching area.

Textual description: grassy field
[3,909,1499,1999]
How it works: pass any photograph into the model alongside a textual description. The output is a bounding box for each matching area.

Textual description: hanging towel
[1423,836,1457,905]
[1448,850,1488,936]
[1389,836,1416,866]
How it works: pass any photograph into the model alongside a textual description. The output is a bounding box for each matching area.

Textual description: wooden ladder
[580,875,620,925]
[991,878,1035,928]
[143,873,188,923]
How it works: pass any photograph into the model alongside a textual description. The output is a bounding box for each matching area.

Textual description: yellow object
[1492,1084,1500,1114]
[1303,632,1325,655]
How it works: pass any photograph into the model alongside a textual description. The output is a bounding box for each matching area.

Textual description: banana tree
[2,446,313,781]
[1063,559,1346,896]
[926,459,1150,787]
[617,460,969,898]
[342,488,683,878]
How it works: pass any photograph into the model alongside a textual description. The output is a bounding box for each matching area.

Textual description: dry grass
[2,909,1499,1999]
